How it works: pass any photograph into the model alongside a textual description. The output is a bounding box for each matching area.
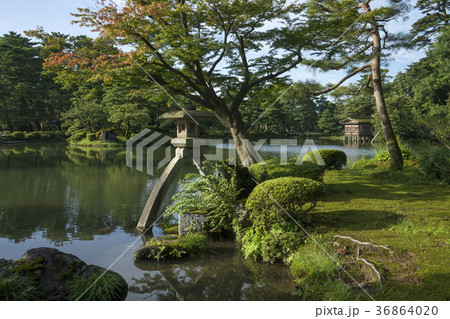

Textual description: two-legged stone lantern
[137,108,213,233]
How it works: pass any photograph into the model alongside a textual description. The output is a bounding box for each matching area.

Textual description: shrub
[245,177,325,231]
[0,274,41,301]
[68,270,127,301]
[41,134,51,140]
[302,149,347,170]
[86,133,97,142]
[3,131,11,135]
[260,229,306,263]
[25,133,36,141]
[67,132,85,143]
[419,148,450,184]
[32,132,41,140]
[12,131,25,140]
[249,158,325,183]
[373,149,412,162]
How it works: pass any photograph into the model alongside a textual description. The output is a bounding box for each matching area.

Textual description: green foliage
[163,225,178,235]
[245,177,325,232]
[419,148,450,184]
[165,162,242,233]
[289,245,338,280]
[67,132,85,143]
[303,149,347,170]
[136,233,210,261]
[12,131,25,140]
[317,108,341,135]
[260,229,306,264]
[68,270,127,301]
[0,274,42,301]
[410,0,450,47]
[249,158,325,183]
[374,149,412,162]
[41,134,51,140]
[25,133,36,141]
[86,133,96,141]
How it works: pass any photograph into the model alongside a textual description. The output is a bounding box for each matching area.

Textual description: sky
[0,0,426,86]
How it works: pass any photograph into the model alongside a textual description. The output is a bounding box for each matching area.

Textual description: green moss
[11,257,45,282]
[163,225,179,234]
[310,169,450,300]
[135,233,209,261]
[61,261,81,280]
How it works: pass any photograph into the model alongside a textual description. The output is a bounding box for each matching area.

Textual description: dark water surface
[0,142,375,300]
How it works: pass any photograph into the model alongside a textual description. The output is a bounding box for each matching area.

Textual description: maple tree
[66,0,330,166]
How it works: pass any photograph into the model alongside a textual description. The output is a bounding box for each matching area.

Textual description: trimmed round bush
[303,149,347,170]
[419,148,450,185]
[245,177,325,230]
[249,158,325,183]
[12,131,25,140]
[3,131,11,135]
[25,133,36,141]
[86,133,96,142]
[32,132,41,140]
[41,134,51,140]
[68,132,85,142]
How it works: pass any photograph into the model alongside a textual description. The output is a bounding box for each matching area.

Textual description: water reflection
[130,242,297,301]
[0,144,188,244]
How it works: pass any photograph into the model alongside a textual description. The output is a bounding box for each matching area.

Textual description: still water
[0,142,375,300]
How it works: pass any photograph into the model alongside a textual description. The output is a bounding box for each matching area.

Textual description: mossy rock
[134,233,209,261]
[163,225,179,235]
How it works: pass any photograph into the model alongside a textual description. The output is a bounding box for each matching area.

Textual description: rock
[178,212,207,236]
[2,247,128,301]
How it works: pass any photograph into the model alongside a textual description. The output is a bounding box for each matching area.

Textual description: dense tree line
[0,1,448,162]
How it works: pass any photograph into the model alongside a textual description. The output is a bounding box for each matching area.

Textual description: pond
[0,141,376,300]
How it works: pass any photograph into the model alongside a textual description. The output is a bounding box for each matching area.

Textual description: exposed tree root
[357,248,384,292]
[333,235,393,253]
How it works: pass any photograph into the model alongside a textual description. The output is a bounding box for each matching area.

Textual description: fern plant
[165,162,241,233]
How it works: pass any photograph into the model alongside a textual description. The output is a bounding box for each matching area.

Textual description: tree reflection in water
[130,242,298,301]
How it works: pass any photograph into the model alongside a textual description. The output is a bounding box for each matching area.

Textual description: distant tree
[0,32,41,131]
[103,85,149,138]
[317,109,340,135]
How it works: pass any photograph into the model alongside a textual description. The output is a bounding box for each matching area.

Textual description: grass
[68,270,127,301]
[309,167,449,300]
[0,274,42,301]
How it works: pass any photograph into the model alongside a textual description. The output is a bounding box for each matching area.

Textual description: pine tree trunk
[365,4,403,170]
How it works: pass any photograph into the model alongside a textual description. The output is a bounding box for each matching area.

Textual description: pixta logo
[126,129,172,176]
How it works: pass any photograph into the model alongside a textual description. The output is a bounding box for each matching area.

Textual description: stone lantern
[159,108,213,148]
[137,107,214,232]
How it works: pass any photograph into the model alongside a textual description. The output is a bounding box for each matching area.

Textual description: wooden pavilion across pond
[340,117,374,145]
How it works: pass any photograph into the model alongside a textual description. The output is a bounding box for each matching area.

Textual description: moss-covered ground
[310,168,449,300]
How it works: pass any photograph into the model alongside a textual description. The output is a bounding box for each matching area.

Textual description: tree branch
[310,63,372,97]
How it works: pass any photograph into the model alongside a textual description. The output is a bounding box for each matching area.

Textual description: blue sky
[0,0,426,85]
